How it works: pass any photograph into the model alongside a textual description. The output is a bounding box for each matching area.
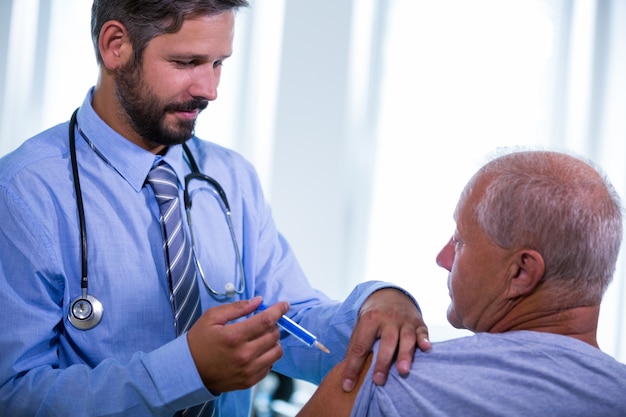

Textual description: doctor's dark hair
[468,150,623,306]
[90,0,249,65]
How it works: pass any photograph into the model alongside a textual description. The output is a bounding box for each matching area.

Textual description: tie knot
[147,161,179,202]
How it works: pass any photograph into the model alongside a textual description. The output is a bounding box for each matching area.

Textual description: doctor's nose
[190,67,220,101]
[436,238,454,272]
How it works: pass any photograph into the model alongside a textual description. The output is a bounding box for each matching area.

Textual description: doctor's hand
[341,288,431,392]
[187,296,288,394]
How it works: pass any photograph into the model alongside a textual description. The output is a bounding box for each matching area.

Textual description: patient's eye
[452,234,464,251]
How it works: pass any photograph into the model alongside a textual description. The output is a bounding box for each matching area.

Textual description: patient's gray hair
[469,149,623,305]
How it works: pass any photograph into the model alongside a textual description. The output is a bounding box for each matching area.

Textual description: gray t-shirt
[351,331,626,417]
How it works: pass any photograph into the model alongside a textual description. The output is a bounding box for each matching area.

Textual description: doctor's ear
[99,20,133,70]
[507,249,545,298]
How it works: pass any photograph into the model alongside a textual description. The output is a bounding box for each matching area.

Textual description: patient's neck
[492,304,600,348]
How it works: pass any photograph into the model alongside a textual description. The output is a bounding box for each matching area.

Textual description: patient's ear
[296,355,372,417]
[507,249,545,298]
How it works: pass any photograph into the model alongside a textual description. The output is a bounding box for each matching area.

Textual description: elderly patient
[297,149,626,417]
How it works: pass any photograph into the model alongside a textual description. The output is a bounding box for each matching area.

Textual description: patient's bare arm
[296,354,372,417]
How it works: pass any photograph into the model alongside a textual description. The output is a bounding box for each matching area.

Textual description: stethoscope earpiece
[69,293,104,330]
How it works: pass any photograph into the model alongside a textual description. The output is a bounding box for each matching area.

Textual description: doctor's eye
[171,58,203,68]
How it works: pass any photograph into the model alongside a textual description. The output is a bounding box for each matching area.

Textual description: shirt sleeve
[271,281,421,385]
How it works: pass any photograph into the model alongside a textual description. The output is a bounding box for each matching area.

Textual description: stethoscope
[67,109,246,330]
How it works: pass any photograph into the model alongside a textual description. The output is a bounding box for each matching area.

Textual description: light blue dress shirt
[0,90,406,417]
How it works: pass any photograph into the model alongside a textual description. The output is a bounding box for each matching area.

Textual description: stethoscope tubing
[67,109,245,330]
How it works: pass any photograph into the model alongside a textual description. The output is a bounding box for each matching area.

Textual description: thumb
[205,296,264,325]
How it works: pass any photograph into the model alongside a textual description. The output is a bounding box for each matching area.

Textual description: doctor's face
[114,11,234,148]
[435,174,513,332]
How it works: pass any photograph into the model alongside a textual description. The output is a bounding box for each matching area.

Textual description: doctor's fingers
[201,331,284,393]
[197,296,265,325]
[190,298,287,351]
[243,300,290,339]
[188,309,284,391]
[198,297,290,330]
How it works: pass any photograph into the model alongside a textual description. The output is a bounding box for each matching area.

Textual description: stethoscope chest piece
[68,109,105,331]
[69,294,103,330]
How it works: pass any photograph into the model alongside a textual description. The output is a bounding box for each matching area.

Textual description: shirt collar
[75,88,188,192]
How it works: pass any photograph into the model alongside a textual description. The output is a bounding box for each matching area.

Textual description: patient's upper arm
[296,355,373,417]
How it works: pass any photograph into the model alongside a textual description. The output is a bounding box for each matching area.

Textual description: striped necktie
[147,161,201,335]
[147,161,215,417]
